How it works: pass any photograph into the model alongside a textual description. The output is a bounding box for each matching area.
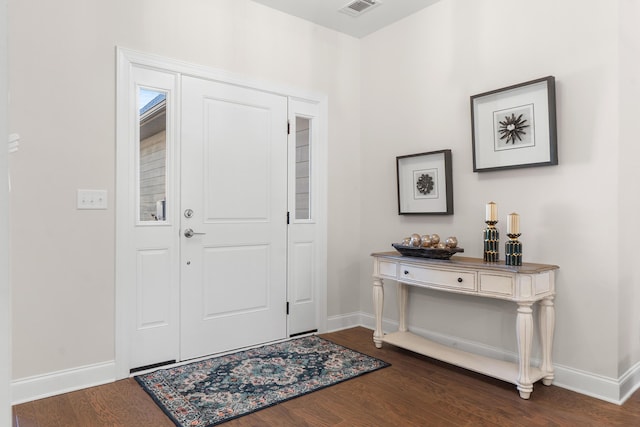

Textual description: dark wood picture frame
[471,76,558,172]
[396,149,453,215]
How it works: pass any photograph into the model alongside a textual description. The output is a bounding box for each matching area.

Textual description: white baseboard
[12,361,115,405]
[336,311,639,405]
[551,363,622,404]
[620,360,640,403]
[12,317,640,406]
[326,312,364,332]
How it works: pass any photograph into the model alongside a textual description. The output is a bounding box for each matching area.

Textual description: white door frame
[115,48,328,379]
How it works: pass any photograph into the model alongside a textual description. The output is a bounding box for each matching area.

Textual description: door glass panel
[138,88,168,222]
[295,117,311,220]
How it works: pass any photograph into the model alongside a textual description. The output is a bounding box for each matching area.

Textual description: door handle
[184,228,206,238]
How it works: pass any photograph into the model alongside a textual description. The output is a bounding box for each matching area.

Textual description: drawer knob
[457,277,463,283]
[404,270,409,275]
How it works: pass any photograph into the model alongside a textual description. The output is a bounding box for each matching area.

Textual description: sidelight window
[295,116,311,220]
[138,88,168,222]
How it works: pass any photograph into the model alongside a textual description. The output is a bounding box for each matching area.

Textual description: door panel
[136,248,172,329]
[126,66,180,371]
[180,76,288,360]
[201,245,269,317]
[131,247,176,368]
[203,99,270,220]
[290,240,315,305]
[287,101,321,335]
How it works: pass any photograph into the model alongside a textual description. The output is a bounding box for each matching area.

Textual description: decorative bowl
[392,243,464,260]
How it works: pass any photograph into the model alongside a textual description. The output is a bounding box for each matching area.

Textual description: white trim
[316,97,329,335]
[10,315,640,405]
[115,47,135,379]
[116,47,329,378]
[326,312,364,332]
[330,311,639,405]
[11,361,115,405]
[551,363,621,404]
[549,360,640,405]
[118,48,326,104]
[619,360,640,404]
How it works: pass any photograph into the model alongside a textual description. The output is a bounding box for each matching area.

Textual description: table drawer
[377,260,397,278]
[400,264,476,291]
[479,272,514,297]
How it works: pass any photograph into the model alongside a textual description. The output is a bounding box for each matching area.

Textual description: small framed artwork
[471,76,558,172]
[396,149,453,215]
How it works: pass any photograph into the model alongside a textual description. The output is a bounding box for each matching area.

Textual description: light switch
[77,189,108,210]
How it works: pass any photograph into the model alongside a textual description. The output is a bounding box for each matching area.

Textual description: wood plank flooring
[13,327,640,426]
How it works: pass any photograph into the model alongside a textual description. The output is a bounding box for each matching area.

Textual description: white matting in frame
[471,76,557,172]
[397,149,453,215]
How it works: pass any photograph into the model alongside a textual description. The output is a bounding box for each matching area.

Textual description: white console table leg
[516,302,534,399]
[397,282,408,333]
[539,296,555,386]
[373,278,384,348]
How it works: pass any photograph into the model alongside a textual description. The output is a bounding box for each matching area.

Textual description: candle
[507,213,520,235]
[486,202,497,222]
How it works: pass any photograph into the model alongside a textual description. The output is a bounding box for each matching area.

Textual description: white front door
[179,76,288,360]
[117,50,327,378]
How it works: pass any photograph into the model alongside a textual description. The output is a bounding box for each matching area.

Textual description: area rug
[135,335,390,426]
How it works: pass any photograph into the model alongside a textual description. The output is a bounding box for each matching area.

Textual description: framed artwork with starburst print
[397,149,453,215]
[471,76,557,172]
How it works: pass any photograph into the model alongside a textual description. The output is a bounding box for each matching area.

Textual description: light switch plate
[77,189,108,210]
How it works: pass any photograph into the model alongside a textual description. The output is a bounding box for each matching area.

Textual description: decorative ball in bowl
[445,236,458,248]
[409,233,422,247]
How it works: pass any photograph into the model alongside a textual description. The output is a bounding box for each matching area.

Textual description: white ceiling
[251,0,441,38]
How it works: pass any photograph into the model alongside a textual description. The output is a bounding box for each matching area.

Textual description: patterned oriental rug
[135,335,390,426]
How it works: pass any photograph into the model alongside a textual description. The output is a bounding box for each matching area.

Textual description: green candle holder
[483,220,499,262]
[505,233,522,266]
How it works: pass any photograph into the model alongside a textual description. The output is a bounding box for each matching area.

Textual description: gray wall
[359,0,640,400]
[1,0,10,420]
[6,0,640,404]
[9,0,360,380]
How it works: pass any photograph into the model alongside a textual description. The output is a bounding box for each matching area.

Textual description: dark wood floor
[13,327,640,426]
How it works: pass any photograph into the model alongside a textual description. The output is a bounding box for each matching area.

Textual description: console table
[371,251,558,399]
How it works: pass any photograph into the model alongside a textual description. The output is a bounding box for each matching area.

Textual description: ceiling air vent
[339,0,382,17]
